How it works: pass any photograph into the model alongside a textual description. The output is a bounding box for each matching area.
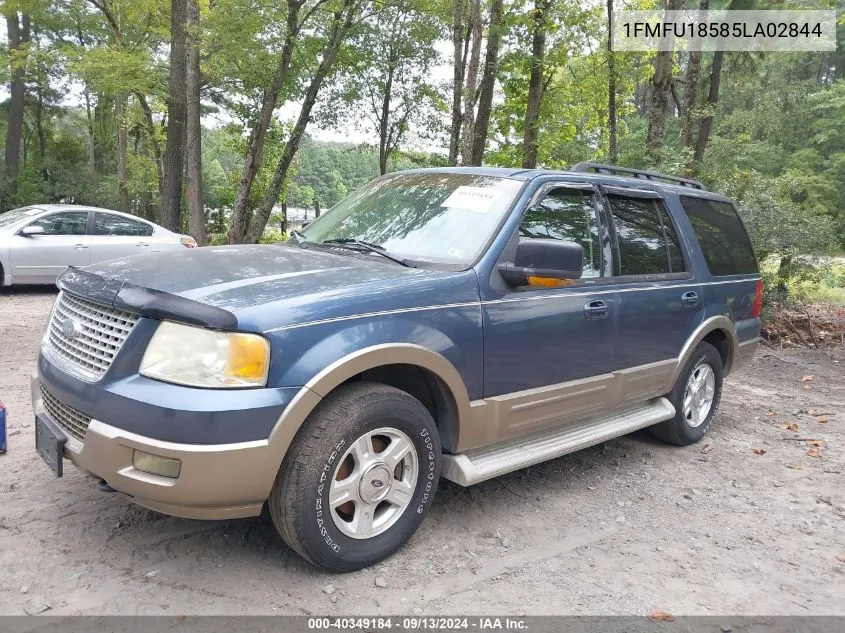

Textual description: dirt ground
[1,287,844,617]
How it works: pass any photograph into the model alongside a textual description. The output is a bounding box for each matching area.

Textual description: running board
[441,397,675,486]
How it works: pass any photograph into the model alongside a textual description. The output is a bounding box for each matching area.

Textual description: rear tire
[268,382,441,572]
[651,342,724,446]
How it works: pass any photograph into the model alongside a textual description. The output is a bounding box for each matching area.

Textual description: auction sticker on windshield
[441,186,502,213]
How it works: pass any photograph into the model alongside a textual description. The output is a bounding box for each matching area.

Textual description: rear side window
[680,197,758,275]
[607,195,686,276]
[94,212,153,237]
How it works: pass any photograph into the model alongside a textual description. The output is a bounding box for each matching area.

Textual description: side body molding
[250,317,741,501]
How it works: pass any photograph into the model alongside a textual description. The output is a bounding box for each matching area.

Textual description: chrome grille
[41,385,91,442]
[45,292,139,381]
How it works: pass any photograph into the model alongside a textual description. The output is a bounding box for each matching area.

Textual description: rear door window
[93,212,154,237]
[679,197,758,275]
[606,195,686,276]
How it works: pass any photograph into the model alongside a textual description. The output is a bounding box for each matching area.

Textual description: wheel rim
[682,364,716,428]
[329,427,418,540]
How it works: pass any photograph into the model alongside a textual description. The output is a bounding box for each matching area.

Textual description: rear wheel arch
[674,316,738,383]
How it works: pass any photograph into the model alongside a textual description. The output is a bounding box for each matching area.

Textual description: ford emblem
[60,317,81,339]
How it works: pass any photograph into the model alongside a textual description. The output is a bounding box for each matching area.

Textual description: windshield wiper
[320,238,416,268]
[289,230,309,248]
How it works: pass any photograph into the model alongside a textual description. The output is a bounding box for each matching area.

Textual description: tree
[644,0,684,166]
[521,0,550,168]
[606,0,616,163]
[231,0,372,244]
[185,0,206,244]
[326,2,442,175]
[3,8,31,202]
[469,0,503,165]
[160,0,188,231]
[680,0,708,167]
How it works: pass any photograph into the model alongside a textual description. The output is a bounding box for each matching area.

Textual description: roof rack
[569,162,707,191]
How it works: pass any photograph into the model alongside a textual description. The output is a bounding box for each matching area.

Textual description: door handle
[136,242,150,247]
[681,291,699,307]
[73,244,89,250]
[583,299,608,320]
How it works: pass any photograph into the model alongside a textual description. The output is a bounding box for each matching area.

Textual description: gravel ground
[0,287,844,616]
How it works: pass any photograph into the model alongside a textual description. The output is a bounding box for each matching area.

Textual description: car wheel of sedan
[268,381,441,572]
[651,341,724,446]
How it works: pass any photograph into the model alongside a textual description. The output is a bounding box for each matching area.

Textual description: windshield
[300,173,524,266]
[0,206,44,230]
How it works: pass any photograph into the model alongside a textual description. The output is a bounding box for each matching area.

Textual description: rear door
[603,188,702,403]
[9,211,91,284]
[89,212,154,263]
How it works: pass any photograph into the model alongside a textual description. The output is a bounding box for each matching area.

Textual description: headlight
[140,321,270,388]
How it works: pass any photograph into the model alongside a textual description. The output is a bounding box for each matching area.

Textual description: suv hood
[59,244,478,332]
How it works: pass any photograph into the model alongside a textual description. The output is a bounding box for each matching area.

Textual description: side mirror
[19,225,45,237]
[498,238,583,287]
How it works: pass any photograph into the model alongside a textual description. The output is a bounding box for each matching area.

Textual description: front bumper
[31,367,297,520]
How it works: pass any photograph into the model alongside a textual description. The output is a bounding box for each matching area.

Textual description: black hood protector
[57,267,238,330]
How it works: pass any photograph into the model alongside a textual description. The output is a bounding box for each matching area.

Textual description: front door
[9,211,91,284]
[481,184,618,436]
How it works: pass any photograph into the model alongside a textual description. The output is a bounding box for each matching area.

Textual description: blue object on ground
[0,402,6,453]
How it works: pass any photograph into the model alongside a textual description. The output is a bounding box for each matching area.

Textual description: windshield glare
[0,206,44,230]
[300,173,524,265]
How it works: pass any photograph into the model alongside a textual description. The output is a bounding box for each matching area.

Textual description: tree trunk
[448,0,466,166]
[228,0,305,244]
[645,0,683,166]
[607,0,617,164]
[160,0,189,231]
[522,0,549,169]
[243,1,357,244]
[693,49,723,163]
[136,94,164,195]
[681,0,709,163]
[3,11,30,195]
[470,0,503,166]
[116,96,129,212]
[459,0,482,165]
[35,64,47,181]
[185,0,207,245]
[378,61,395,176]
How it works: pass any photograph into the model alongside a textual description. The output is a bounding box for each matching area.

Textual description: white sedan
[0,204,197,286]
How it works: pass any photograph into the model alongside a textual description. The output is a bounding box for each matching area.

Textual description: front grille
[41,385,91,442]
[45,292,139,381]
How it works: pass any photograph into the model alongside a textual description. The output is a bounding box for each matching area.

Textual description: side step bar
[441,397,675,486]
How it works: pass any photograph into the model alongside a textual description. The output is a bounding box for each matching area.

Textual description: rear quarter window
[679,196,758,276]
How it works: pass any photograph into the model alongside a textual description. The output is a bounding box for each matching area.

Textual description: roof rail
[569,162,707,191]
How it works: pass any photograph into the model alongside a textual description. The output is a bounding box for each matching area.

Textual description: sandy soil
[0,286,843,616]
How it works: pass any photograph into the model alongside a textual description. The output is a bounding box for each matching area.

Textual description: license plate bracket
[35,413,66,477]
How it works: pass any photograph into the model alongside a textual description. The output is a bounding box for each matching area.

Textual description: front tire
[651,342,724,446]
[268,382,441,572]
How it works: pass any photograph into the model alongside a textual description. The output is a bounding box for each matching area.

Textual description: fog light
[132,450,182,478]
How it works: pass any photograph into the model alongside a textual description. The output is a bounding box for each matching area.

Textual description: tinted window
[660,205,686,273]
[519,188,601,278]
[680,197,758,275]
[94,212,153,237]
[28,211,88,236]
[608,196,685,275]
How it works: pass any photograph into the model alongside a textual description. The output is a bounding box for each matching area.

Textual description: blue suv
[32,163,762,571]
